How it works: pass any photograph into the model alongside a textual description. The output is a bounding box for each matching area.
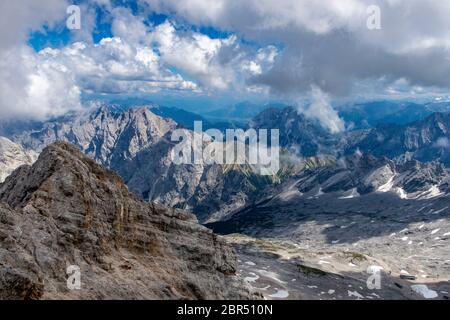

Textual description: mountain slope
[206,153,450,300]
[0,142,253,300]
[148,105,211,130]
[280,153,449,199]
[337,101,435,129]
[345,112,450,166]
[250,107,339,157]
[10,107,294,223]
[207,152,450,236]
[14,106,176,166]
[251,107,450,168]
[0,136,37,183]
[118,129,283,223]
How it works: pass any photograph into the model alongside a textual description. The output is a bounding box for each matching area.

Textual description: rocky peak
[13,106,177,165]
[345,112,450,166]
[250,106,338,157]
[420,112,450,129]
[0,141,253,300]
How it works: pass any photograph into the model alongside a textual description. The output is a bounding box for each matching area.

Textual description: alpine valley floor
[209,192,450,300]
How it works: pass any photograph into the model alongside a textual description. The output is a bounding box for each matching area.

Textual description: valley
[212,191,450,300]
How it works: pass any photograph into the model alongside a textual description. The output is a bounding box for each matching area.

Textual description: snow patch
[416,186,444,200]
[278,189,302,201]
[411,285,438,299]
[395,187,408,199]
[257,270,287,284]
[315,188,324,197]
[431,229,441,235]
[244,272,259,283]
[268,290,289,299]
[377,176,394,192]
[348,290,364,299]
[367,266,383,273]
[339,188,360,199]
[400,270,410,275]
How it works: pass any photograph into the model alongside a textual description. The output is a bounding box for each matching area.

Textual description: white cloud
[144,0,450,96]
[40,37,199,95]
[435,137,450,149]
[144,0,366,35]
[149,21,238,90]
[0,0,83,120]
[111,7,149,45]
[0,0,69,50]
[242,61,262,75]
[14,1,450,120]
[0,1,284,120]
[0,45,81,121]
[242,46,278,76]
[144,0,450,52]
[297,85,345,134]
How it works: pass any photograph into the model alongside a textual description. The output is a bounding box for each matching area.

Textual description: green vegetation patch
[345,252,367,262]
[297,264,328,276]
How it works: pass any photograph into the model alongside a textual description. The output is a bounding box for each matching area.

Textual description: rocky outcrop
[0,142,253,300]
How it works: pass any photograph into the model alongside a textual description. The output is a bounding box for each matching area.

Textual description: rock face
[207,152,450,236]
[11,107,283,223]
[250,107,450,169]
[278,153,450,198]
[344,112,450,166]
[250,107,339,157]
[14,106,177,166]
[118,132,279,223]
[0,142,252,300]
[0,137,37,183]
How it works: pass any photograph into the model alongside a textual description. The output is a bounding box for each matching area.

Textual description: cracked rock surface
[0,142,254,300]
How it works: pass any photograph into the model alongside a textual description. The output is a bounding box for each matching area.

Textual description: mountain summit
[0,142,253,299]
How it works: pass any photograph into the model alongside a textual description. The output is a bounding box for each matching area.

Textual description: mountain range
[4,106,277,222]
[344,112,450,166]
[337,100,450,129]
[3,104,450,221]
[1,102,449,299]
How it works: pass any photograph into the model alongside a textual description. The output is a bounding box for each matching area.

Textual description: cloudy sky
[1,0,450,122]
